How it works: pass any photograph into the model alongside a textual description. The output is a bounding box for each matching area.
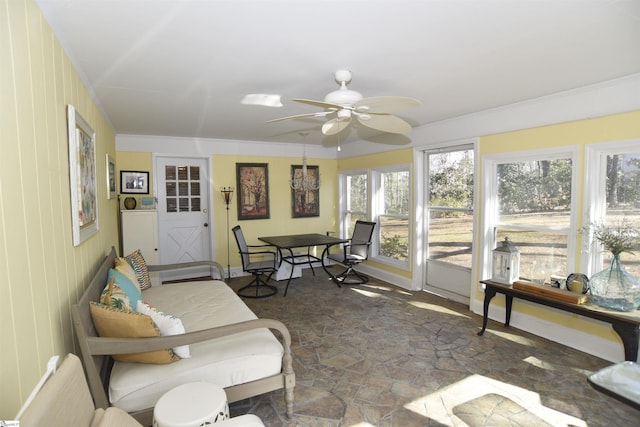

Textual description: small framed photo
[106,154,116,199]
[120,170,149,194]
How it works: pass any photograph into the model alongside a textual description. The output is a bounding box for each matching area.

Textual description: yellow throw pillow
[89,302,179,364]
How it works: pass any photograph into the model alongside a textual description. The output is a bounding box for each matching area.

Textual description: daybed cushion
[89,302,179,364]
[108,280,284,413]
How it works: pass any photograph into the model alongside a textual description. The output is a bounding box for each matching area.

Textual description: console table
[478,280,640,361]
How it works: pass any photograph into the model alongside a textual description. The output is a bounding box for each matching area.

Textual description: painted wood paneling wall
[1,0,118,418]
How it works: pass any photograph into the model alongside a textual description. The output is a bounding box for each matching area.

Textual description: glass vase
[589,254,640,311]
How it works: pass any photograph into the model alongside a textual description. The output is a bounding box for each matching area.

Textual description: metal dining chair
[232,225,278,298]
[324,220,376,285]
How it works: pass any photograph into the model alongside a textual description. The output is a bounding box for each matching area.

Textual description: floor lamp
[221,187,234,281]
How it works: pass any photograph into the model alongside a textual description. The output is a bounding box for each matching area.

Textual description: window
[584,140,640,277]
[164,165,201,213]
[484,148,578,283]
[339,166,411,268]
[342,172,368,238]
[374,166,411,265]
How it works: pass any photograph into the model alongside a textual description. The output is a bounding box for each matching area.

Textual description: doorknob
[204,223,209,227]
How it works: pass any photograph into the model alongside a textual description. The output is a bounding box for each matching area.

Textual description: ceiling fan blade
[241,94,283,107]
[292,98,342,111]
[322,117,352,135]
[265,111,332,123]
[357,113,413,134]
[355,96,421,114]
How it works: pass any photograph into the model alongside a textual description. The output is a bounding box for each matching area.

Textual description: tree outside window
[488,152,576,284]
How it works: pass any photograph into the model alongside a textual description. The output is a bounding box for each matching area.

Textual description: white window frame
[582,138,640,275]
[371,164,411,269]
[338,169,369,238]
[481,146,579,285]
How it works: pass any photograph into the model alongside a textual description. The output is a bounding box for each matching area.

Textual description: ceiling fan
[264,70,421,136]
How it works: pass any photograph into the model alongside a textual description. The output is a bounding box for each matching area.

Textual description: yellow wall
[338,148,414,278]
[476,111,640,342]
[1,0,117,417]
[114,152,338,269]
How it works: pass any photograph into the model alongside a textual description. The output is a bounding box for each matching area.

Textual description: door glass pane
[427,148,474,269]
[604,152,640,276]
[429,211,473,268]
[190,166,200,180]
[429,150,474,209]
[178,166,188,180]
[191,182,200,196]
[178,182,189,195]
[166,182,176,197]
[165,165,176,180]
[163,164,202,213]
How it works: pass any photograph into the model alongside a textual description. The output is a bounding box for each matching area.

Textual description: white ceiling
[36,0,640,147]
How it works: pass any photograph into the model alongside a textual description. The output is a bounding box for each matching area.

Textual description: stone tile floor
[226,268,639,426]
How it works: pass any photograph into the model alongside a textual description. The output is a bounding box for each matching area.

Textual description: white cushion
[109,280,283,413]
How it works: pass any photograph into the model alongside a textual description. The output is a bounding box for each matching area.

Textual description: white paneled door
[155,156,212,281]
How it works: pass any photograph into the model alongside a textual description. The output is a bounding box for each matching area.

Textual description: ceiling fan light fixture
[337,109,352,120]
[265,69,420,137]
[324,86,363,106]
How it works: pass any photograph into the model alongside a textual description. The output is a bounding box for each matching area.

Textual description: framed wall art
[67,104,98,246]
[236,163,270,220]
[291,165,320,218]
[120,170,149,194]
[106,154,116,199]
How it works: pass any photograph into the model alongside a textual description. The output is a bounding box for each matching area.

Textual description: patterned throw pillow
[89,302,179,364]
[136,301,191,358]
[115,257,142,293]
[100,277,132,312]
[124,250,152,290]
[107,269,142,309]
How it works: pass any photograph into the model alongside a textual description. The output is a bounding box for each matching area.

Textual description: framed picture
[120,170,149,194]
[106,154,116,199]
[236,163,270,220]
[291,165,320,218]
[67,104,98,246]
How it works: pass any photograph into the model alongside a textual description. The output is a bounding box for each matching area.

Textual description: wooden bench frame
[72,247,295,426]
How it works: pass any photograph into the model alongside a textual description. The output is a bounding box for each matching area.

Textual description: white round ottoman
[153,382,229,427]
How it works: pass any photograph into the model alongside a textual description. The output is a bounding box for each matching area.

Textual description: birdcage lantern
[491,237,520,285]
